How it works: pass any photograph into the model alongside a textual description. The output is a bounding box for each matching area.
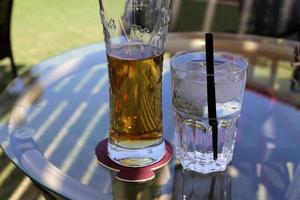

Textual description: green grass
[1,0,103,199]
[11,0,103,74]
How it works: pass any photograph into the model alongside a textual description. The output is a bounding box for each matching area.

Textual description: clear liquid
[173,101,241,173]
[171,53,247,173]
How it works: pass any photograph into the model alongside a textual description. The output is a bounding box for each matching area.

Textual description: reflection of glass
[111,165,172,200]
[170,52,248,173]
[98,0,171,167]
[173,164,232,200]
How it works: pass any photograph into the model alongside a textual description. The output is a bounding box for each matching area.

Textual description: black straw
[205,33,218,160]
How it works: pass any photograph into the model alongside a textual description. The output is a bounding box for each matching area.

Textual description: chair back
[245,0,300,39]
[169,0,239,33]
[0,0,13,59]
[170,0,300,40]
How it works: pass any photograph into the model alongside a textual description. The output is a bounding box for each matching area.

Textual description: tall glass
[98,0,171,167]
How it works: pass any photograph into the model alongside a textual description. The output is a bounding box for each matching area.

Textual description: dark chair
[0,0,17,77]
[240,0,300,40]
[170,0,240,33]
[170,0,300,41]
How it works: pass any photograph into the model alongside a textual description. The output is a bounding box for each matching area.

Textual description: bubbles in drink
[107,43,164,149]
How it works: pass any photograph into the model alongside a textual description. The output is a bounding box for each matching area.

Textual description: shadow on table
[0,45,109,199]
[233,86,300,199]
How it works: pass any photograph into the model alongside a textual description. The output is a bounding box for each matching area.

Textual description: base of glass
[178,152,233,174]
[108,140,166,167]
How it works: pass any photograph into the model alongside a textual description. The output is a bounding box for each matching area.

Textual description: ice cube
[215,81,241,102]
[203,101,241,118]
[179,78,207,109]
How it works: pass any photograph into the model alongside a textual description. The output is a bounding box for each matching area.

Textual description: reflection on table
[173,164,232,200]
[0,33,300,199]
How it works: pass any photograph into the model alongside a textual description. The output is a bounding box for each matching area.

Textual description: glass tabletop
[1,32,300,200]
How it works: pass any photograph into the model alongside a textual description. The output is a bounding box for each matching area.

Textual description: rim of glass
[170,50,248,76]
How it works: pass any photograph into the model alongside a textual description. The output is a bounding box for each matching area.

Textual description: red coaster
[95,139,173,182]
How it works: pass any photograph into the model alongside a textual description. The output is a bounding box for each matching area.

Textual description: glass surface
[99,0,171,167]
[173,164,232,199]
[170,52,248,173]
[0,33,300,199]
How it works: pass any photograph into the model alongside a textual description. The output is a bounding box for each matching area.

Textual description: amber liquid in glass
[107,43,163,149]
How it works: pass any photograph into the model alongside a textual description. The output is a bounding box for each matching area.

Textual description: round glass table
[1,32,300,200]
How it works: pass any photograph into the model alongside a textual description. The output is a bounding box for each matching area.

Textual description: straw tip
[214,154,218,160]
[205,33,213,39]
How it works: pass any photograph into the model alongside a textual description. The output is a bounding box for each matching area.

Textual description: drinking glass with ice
[170,52,248,173]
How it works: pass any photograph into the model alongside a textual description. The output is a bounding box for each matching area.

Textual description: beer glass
[98,0,171,167]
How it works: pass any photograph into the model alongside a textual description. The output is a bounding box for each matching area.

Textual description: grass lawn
[11,0,103,74]
[0,0,103,199]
